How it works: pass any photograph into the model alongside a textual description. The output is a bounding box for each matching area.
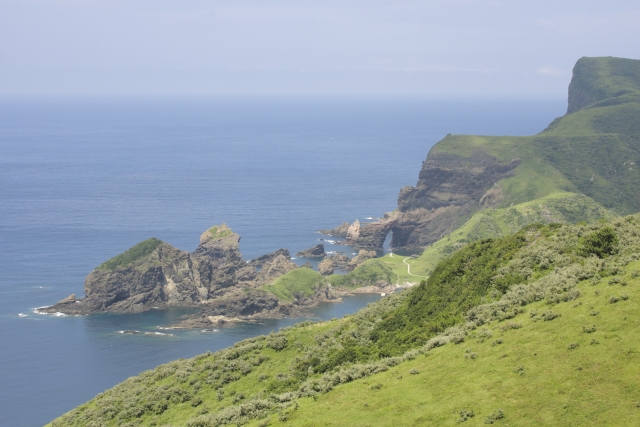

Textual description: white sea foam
[365,217,374,220]
[32,307,66,316]
[18,313,27,317]
[144,331,173,336]
[325,240,336,244]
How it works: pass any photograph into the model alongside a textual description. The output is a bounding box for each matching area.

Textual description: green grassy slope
[371,57,640,282]
[261,268,326,302]
[271,269,640,427]
[402,192,617,277]
[49,214,640,427]
[96,238,164,270]
[434,58,640,215]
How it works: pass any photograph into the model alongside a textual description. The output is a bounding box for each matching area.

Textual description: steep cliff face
[335,57,640,253]
[566,56,640,114]
[40,225,298,315]
[345,152,520,252]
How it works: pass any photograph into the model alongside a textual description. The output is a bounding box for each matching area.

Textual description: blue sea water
[0,96,565,426]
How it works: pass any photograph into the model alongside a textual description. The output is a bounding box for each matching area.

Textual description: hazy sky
[1,0,638,97]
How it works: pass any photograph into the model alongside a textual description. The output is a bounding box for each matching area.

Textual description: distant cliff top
[567,56,640,114]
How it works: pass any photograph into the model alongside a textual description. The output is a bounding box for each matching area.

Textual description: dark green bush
[484,409,505,424]
[97,238,163,270]
[457,409,475,423]
[578,227,618,258]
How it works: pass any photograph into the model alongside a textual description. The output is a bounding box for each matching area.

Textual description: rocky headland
[320,153,521,252]
[40,225,314,316]
[38,224,385,325]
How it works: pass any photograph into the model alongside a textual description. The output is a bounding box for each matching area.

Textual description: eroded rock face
[40,226,300,316]
[327,254,351,270]
[296,244,325,258]
[322,150,521,252]
[386,152,520,251]
[318,258,334,276]
[397,152,519,212]
[318,222,351,237]
[349,250,377,269]
[247,248,291,268]
[348,220,392,251]
[255,254,298,285]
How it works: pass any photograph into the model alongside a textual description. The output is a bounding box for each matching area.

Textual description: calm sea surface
[0,96,565,426]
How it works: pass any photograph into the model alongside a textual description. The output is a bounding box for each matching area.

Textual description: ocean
[0,96,565,426]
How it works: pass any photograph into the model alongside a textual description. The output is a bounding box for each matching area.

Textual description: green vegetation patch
[206,225,233,240]
[96,238,163,270]
[369,228,533,356]
[48,214,640,427]
[328,261,396,289]
[399,192,615,279]
[262,268,326,302]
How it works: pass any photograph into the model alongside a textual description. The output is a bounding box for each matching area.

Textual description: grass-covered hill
[435,56,640,215]
[49,214,640,426]
[352,56,640,279]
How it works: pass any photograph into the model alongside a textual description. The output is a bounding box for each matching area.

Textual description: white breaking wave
[18,313,27,317]
[32,307,66,316]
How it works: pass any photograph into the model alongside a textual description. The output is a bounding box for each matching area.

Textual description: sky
[0,0,638,97]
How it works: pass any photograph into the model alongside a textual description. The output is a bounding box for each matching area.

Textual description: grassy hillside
[366,57,640,283]
[49,214,640,426]
[261,268,326,302]
[403,192,617,277]
[436,58,640,215]
[96,238,164,270]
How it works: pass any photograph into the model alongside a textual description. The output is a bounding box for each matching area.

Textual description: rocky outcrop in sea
[295,244,325,258]
[39,225,321,317]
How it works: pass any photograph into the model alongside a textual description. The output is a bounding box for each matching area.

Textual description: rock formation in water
[317,222,351,237]
[295,244,325,258]
[40,225,309,316]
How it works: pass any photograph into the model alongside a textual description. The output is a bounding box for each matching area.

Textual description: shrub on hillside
[578,227,619,258]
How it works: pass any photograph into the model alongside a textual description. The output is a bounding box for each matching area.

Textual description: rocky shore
[39,224,392,327]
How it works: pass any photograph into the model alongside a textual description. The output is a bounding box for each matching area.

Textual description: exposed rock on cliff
[317,258,334,276]
[328,152,521,252]
[255,254,298,284]
[349,249,377,269]
[318,222,351,237]
[40,226,301,316]
[327,253,351,270]
[247,248,291,268]
[296,244,325,258]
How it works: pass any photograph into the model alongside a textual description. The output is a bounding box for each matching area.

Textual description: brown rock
[318,258,334,275]
[296,244,325,258]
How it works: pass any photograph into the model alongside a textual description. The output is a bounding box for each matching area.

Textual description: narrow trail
[403,257,428,278]
[388,253,428,279]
